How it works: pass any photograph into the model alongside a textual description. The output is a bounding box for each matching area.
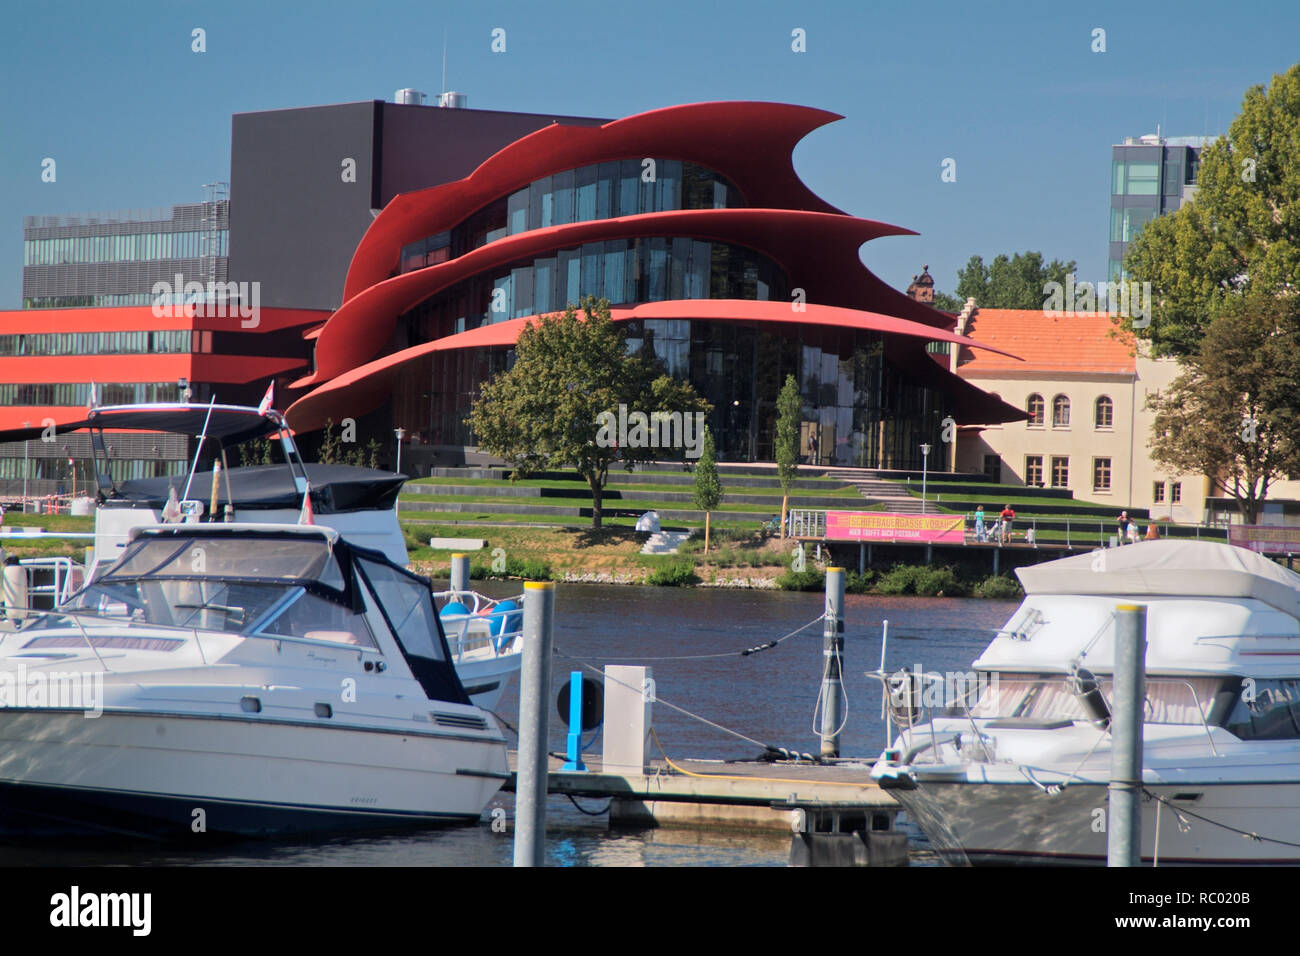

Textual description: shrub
[776,568,825,591]
[646,558,698,587]
[876,564,923,595]
[974,574,1024,599]
[845,570,875,594]
[470,556,553,581]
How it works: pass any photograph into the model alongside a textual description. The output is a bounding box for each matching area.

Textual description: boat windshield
[961,673,1222,725]
[102,535,345,590]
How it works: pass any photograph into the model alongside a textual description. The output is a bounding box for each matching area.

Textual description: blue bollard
[561,670,587,771]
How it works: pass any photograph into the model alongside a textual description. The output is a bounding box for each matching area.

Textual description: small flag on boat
[257,380,275,416]
[298,486,314,525]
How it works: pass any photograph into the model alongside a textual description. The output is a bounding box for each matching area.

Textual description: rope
[564,793,613,816]
[555,647,774,752]
[564,613,826,662]
[649,727,878,789]
[1140,787,1300,849]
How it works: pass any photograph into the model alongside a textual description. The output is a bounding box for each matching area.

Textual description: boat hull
[887,776,1300,865]
[0,708,507,839]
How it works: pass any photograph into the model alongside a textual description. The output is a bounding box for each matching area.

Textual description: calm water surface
[0,584,1017,867]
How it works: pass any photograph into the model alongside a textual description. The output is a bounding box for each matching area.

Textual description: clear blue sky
[2,0,1295,309]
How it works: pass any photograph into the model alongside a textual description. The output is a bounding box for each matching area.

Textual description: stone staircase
[639,530,692,555]
[821,469,927,513]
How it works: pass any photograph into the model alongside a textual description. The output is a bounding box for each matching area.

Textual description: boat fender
[2,557,27,621]
[440,601,470,618]
[1068,665,1111,729]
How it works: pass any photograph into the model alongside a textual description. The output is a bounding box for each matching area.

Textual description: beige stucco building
[949,307,1209,522]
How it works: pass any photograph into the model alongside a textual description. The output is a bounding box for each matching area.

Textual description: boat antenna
[181,397,217,504]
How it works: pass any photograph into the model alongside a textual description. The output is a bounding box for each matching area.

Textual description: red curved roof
[297,207,955,388]
[342,101,846,303]
[285,300,1022,433]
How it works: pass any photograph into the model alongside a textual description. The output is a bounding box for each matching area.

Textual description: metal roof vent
[439,91,467,109]
[394,89,427,105]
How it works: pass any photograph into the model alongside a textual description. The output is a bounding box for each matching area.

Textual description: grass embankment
[0,513,94,560]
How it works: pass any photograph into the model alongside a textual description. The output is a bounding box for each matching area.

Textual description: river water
[0,583,1018,867]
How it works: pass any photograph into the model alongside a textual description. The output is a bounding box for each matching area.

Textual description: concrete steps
[822,469,926,514]
[640,531,692,555]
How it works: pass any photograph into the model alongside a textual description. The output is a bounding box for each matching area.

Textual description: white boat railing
[17,557,84,611]
[433,589,524,663]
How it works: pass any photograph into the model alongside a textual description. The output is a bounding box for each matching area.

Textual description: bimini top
[0,404,287,447]
[113,463,405,514]
[1016,539,1300,619]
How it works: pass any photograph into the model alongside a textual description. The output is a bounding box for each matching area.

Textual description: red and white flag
[257,380,275,416]
[298,487,314,525]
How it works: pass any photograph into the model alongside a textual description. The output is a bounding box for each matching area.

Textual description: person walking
[974,505,986,542]
[1116,510,1129,545]
[999,504,1016,545]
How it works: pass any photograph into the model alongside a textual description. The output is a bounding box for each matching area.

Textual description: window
[1025,455,1044,488]
[1125,162,1160,195]
[1095,395,1113,429]
[1226,679,1300,740]
[1093,457,1111,492]
[1026,394,1045,426]
[1171,482,1181,504]
[1051,456,1069,488]
[1052,395,1070,428]
[983,455,1002,483]
[1153,482,1165,503]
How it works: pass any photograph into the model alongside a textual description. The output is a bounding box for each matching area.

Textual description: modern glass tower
[1108,134,1213,281]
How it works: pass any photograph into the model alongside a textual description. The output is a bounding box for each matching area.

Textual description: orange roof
[956,309,1136,376]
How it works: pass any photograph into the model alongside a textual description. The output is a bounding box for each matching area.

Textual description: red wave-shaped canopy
[285,300,1022,434]
[341,101,847,304]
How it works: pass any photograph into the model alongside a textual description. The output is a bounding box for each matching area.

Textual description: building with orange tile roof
[947,305,1205,522]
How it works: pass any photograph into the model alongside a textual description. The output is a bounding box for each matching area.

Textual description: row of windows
[399,237,787,337]
[1025,393,1112,429]
[1153,481,1183,504]
[1019,453,1183,499]
[0,457,184,481]
[0,382,183,407]
[24,294,177,309]
[399,159,742,273]
[0,330,199,357]
[24,231,228,266]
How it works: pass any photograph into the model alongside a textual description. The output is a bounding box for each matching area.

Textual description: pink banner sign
[825,511,966,543]
[1228,524,1300,554]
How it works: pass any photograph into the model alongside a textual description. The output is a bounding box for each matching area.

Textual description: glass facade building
[1108,135,1212,281]
[21,200,229,309]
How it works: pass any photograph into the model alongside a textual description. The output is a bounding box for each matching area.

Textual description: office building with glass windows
[1108,134,1213,280]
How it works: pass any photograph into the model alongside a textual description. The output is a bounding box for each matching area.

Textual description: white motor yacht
[871,539,1300,865]
[0,523,508,839]
[1,403,525,709]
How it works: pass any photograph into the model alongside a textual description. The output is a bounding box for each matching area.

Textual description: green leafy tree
[692,426,723,552]
[1147,293,1300,523]
[953,251,1076,310]
[775,374,800,538]
[467,297,710,529]
[1126,65,1300,358]
[931,290,964,312]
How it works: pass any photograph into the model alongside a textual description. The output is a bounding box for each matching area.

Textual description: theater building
[284,100,1023,470]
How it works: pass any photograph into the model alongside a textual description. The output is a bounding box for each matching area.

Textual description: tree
[775,374,800,538]
[692,426,723,552]
[952,251,1076,310]
[467,297,710,529]
[1126,65,1300,358]
[931,290,964,312]
[1147,293,1300,523]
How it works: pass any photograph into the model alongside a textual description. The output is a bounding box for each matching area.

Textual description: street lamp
[920,443,932,514]
[394,427,406,474]
[22,421,30,512]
